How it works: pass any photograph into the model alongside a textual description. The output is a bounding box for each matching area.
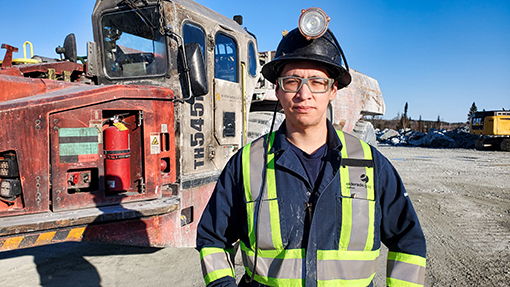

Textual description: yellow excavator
[471,110,510,151]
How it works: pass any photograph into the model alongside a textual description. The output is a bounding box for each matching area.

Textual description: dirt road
[1,146,509,286]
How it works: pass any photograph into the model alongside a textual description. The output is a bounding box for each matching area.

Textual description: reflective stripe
[242,142,256,245]
[386,278,424,287]
[242,242,304,258]
[364,199,375,251]
[336,130,375,251]
[246,136,266,202]
[317,249,379,283]
[204,268,235,286]
[243,133,283,250]
[318,248,380,261]
[339,195,352,249]
[386,261,426,286]
[337,131,353,250]
[387,251,426,286]
[241,242,304,281]
[256,197,277,250]
[387,251,426,267]
[362,140,375,250]
[200,247,235,285]
[317,257,378,281]
[243,137,269,247]
[348,197,371,250]
[266,149,284,250]
[245,133,275,201]
[318,276,375,287]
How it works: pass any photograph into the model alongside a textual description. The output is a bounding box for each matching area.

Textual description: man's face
[276,61,337,132]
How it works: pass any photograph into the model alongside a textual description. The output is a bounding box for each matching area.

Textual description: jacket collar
[269,119,343,154]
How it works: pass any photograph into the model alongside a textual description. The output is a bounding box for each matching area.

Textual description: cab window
[101,6,167,78]
[183,22,206,60]
[215,33,237,82]
[248,41,257,77]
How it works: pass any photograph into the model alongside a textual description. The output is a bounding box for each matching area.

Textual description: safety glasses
[277,76,334,93]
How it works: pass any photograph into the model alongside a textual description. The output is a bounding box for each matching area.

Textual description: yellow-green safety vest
[200,130,425,287]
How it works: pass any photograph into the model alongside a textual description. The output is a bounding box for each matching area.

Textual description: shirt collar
[270,119,343,154]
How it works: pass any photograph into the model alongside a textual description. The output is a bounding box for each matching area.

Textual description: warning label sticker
[150,133,160,154]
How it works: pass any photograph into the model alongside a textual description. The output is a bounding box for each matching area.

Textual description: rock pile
[376,126,480,149]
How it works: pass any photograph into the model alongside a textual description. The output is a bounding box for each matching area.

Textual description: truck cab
[89,0,260,177]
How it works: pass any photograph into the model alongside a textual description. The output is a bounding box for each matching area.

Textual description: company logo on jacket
[345,174,372,194]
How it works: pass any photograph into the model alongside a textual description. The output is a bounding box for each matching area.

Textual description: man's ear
[329,81,338,101]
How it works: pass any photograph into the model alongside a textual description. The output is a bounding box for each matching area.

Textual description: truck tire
[500,139,510,151]
[475,138,485,150]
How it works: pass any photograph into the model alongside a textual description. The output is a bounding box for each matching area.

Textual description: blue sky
[1,0,508,123]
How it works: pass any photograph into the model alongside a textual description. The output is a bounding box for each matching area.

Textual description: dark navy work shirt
[287,139,327,192]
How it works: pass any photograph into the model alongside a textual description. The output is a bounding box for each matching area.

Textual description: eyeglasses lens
[279,77,332,93]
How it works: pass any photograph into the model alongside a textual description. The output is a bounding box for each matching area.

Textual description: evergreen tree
[467,102,477,122]
[398,102,410,130]
[404,102,409,129]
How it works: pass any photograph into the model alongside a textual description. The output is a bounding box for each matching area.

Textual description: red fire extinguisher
[103,116,130,192]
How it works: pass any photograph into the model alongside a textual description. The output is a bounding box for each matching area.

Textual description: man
[197,22,426,287]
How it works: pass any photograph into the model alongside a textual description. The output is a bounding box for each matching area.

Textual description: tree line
[365,102,474,132]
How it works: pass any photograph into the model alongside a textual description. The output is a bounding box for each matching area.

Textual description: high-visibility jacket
[197,121,426,287]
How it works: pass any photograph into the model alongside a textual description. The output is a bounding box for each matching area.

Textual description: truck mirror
[185,42,208,97]
[55,33,77,63]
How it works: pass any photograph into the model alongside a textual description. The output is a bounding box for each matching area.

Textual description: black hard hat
[261,28,351,89]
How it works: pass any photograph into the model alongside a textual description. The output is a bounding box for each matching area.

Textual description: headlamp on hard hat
[260,7,351,88]
[298,7,330,40]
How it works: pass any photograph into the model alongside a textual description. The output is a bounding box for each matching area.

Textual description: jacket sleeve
[196,152,246,287]
[373,148,427,286]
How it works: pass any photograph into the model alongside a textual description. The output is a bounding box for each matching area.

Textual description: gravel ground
[379,145,510,286]
[0,146,509,286]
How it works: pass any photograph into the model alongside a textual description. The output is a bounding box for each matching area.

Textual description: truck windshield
[101,6,167,78]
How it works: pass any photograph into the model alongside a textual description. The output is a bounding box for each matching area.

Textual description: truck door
[213,33,243,148]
